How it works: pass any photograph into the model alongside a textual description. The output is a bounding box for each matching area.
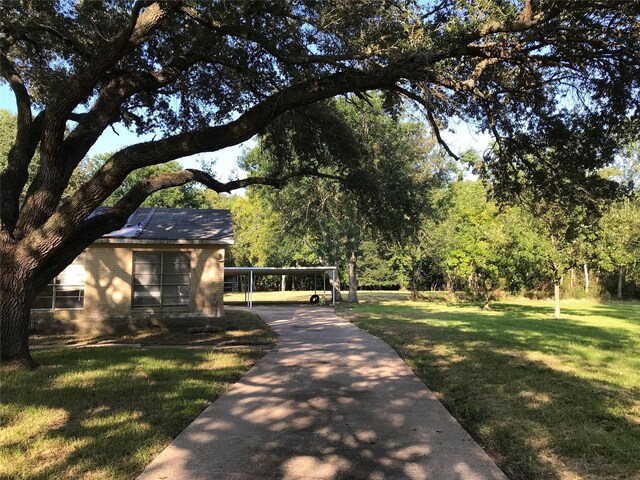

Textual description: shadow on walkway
[138,306,507,480]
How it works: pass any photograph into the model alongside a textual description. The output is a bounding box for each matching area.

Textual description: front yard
[1,309,274,480]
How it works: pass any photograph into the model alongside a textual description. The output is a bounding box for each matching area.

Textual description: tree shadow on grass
[355,301,640,356]
[0,347,264,480]
[352,304,640,480]
[581,302,640,323]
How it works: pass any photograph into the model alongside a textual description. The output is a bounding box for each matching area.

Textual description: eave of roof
[94,207,234,244]
[94,238,235,245]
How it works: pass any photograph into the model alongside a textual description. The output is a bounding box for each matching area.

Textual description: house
[31,208,234,334]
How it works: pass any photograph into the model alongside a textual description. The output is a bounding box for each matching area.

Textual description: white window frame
[32,254,86,311]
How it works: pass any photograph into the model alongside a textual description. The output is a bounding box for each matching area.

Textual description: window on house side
[133,252,191,307]
[33,254,86,310]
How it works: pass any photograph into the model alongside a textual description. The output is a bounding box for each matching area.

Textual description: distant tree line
[221,177,640,302]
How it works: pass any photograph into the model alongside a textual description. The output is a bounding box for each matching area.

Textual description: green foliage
[358,240,401,288]
[598,196,640,272]
[1,109,90,200]
[442,182,503,292]
[3,114,211,209]
[226,170,640,300]
[478,113,626,214]
[246,95,448,238]
[0,109,15,171]
[238,95,449,287]
[496,206,553,293]
[88,154,211,209]
[223,190,316,269]
[595,195,640,297]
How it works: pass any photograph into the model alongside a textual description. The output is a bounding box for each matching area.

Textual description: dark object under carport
[223,266,338,307]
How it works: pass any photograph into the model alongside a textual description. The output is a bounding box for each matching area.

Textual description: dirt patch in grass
[30,309,276,347]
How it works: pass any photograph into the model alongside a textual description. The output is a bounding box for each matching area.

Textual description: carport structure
[224,266,338,307]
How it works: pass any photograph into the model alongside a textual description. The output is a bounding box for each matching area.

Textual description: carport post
[249,270,253,308]
[332,269,336,306]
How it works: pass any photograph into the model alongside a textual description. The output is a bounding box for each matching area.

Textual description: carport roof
[225,266,337,276]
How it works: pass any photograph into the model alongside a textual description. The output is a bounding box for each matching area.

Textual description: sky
[0,83,490,181]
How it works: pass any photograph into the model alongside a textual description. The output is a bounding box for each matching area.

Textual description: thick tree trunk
[348,251,358,303]
[554,279,561,320]
[583,264,589,294]
[570,268,575,288]
[0,266,37,368]
[617,266,624,299]
[329,274,343,302]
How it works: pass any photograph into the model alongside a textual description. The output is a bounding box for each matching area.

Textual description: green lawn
[0,347,266,480]
[3,308,274,479]
[338,294,640,480]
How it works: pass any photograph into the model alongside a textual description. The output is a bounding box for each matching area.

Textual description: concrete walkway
[138,306,508,480]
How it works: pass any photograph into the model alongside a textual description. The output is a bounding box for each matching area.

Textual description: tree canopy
[1,0,639,365]
[240,95,447,301]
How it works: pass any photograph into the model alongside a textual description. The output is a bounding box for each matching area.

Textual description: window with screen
[33,254,85,310]
[133,252,191,307]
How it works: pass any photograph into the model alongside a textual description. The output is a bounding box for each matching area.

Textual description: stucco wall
[31,243,226,334]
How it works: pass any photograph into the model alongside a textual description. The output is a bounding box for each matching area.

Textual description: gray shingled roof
[97,208,234,244]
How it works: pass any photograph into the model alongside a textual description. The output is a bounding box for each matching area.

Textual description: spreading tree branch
[31,166,344,284]
[15,2,180,237]
[393,85,460,160]
[180,5,365,66]
[0,54,44,235]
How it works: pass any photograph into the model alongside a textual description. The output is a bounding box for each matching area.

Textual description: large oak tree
[1,0,638,366]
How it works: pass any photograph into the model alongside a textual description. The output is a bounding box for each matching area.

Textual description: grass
[0,347,266,479]
[337,293,640,480]
[30,309,276,347]
[224,289,335,304]
[3,309,274,479]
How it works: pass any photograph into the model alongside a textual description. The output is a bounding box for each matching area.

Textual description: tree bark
[348,251,358,303]
[0,264,38,368]
[583,263,589,294]
[410,258,419,301]
[482,279,491,310]
[330,275,343,302]
[617,266,624,299]
[554,279,561,319]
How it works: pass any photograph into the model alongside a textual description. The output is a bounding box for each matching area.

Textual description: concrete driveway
[138,306,508,480]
